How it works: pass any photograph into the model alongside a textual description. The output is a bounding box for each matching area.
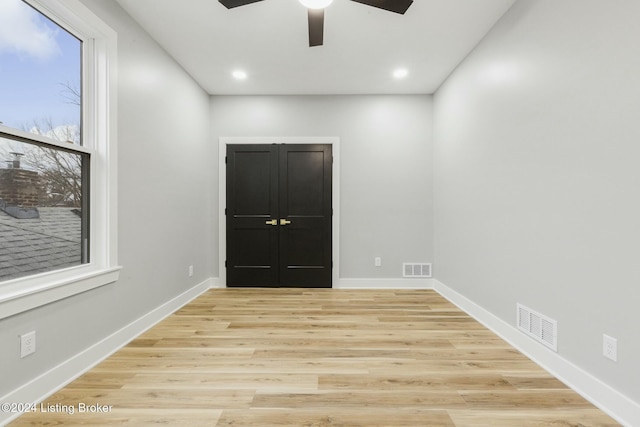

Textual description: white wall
[0,0,213,396]
[210,95,434,280]
[211,95,433,278]
[434,0,640,404]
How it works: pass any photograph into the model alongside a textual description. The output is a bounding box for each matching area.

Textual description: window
[0,0,82,140]
[1,0,86,281]
[0,135,89,282]
[0,0,119,319]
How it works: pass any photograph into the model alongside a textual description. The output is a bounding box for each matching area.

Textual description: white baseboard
[208,277,433,289]
[209,277,224,288]
[432,279,639,427]
[0,278,212,426]
[336,278,433,289]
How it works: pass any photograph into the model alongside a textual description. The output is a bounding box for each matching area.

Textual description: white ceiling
[114,0,516,95]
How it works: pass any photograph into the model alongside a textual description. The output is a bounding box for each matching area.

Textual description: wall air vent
[517,303,557,352]
[402,263,432,278]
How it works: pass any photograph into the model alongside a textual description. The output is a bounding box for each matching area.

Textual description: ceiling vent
[517,303,557,352]
[402,263,431,278]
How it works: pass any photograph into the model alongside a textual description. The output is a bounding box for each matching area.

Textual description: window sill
[0,267,121,320]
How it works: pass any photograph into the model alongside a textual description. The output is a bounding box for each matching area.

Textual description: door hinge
[225,208,227,215]
[225,260,228,268]
[225,156,228,164]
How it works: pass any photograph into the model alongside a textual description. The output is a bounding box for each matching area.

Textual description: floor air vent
[402,263,432,278]
[517,303,557,351]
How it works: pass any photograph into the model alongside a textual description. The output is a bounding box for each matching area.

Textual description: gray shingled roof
[0,207,82,281]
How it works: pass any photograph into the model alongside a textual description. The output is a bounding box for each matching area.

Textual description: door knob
[265,219,278,226]
[280,219,292,225]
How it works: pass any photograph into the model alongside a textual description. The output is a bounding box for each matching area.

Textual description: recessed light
[232,70,247,80]
[393,68,409,79]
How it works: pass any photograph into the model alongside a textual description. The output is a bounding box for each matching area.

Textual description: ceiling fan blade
[349,0,413,14]
[218,0,264,9]
[308,9,324,47]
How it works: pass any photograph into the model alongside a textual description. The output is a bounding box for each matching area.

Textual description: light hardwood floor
[10,289,620,426]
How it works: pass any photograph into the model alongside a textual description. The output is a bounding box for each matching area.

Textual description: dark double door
[226,144,332,288]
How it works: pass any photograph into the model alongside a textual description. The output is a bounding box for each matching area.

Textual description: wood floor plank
[318,373,517,391]
[41,388,255,409]
[250,347,525,360]
[448,409,621,427]
[251,390,468,409]
[121,373,318,391]
[459,389,598,409]
[9,289,620,426]
[10,409,222,426]
[216,408,456,427]
[63,372,135,390]
[503,374,570,390]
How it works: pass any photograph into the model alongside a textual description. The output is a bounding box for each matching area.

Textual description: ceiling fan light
[299,0,333,10]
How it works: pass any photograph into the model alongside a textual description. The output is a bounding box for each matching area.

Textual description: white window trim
[0,0,119,320]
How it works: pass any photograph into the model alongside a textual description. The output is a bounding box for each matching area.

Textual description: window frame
[0,0,119,320]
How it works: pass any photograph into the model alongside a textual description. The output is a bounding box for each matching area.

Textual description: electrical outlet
[188,265,194,277]
[603,334,617,362]
[20,331,36,358]
[374,257,381,267]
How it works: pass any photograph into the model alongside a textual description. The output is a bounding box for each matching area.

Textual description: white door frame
[218,137,340,287]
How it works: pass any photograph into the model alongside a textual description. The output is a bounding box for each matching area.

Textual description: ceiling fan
[218,0,413,47]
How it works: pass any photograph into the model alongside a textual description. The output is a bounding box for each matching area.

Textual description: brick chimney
[0,153,40,219]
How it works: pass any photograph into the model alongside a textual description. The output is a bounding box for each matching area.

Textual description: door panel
[279,145,332,287]
[234,228,271,266]
[226,145,279,287]
[233,151,273,215]
[227,143,332,288]
[286,151,325,215]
